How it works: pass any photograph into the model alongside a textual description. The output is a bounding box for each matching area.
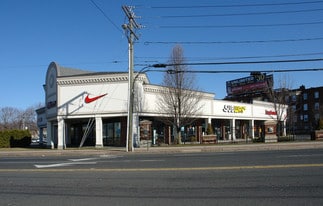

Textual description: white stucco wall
[57,82,129,116]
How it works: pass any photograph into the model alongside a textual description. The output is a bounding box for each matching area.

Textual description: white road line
[68,158,98,162]
[34,155,121,169]
[34,161,97,169]
[139,159,165,162]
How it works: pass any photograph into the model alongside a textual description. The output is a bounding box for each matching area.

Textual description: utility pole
[122,5,140,152]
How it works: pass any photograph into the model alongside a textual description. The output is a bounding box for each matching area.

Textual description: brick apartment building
[287,85,323,134]
[224,73,323,136]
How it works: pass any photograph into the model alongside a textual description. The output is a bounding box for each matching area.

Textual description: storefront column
[95,116,103,148]
[57,117,65,150]
[283,120,287,136]
[39,128,44,144]
[133,114,140,148]
[46,122,54,149]
[250,119,255,139]
[230,119,236,141]
[204,118,211,136]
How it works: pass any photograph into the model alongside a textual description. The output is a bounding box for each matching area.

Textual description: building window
[303,93,308,100]
[315,113,320,121]
[300,115,303,121]
[304,115,308,122]
[285,96,289,103]
[292,105,296,111]
[103,121,121,146]
[314,91,319,99]
[291,95,297,102]
[303,104,308,111]
[315,102,319,110]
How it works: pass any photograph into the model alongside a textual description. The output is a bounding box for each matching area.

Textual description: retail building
[36,62,287,149]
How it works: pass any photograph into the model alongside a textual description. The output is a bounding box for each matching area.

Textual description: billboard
[226,74,273,96]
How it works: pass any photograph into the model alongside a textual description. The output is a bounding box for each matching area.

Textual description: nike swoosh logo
[84,93,107,104]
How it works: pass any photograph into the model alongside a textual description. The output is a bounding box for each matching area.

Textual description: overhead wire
[149,67,323,74]
[158,21,323,29]
[135,52,323,64]
[89,0,123,34]
[141,57,323,68]
[144,37,323,45]
[140,0,323,44]
[147,0,323,9]
[156,8,323,18]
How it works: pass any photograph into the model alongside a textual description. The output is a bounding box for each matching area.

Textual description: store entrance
[103,121,122,146]
[67,119,95,147]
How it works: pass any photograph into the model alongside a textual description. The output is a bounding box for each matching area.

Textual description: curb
[1,141,323,157]
[134,141,323,153]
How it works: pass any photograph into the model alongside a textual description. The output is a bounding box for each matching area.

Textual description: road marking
[139,159,164,162]
[282,154,323,158]
[1,163,322,172]
[34,155,121,168]
[99,155,121,159]
[34,162,97,168]
[68,158,98,162]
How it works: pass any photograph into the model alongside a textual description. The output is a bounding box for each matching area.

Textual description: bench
[314,130,323,140]
[202,135,217,144]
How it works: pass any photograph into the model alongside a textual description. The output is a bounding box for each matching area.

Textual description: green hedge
[0,130,31,148]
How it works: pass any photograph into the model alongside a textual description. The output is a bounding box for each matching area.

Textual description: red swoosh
[85,93,107,104]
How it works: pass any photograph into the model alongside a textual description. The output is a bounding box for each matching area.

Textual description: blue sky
[1,0,323,109]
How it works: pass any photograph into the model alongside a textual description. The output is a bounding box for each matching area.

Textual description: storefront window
[103,121,121,146]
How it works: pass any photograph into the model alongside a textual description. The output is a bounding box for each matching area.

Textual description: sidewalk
[136,141,323,153]
[1,141,323,157]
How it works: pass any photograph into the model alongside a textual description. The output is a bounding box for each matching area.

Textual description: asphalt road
[1,149,323,206]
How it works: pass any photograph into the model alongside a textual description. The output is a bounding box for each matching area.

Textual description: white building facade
[38,62,287,149]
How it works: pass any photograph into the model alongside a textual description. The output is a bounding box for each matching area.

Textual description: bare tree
[0,107,20,130]
[267,74,291,137]
[157,45,203,144]
[0,104,39,136]
[20,105,39,134]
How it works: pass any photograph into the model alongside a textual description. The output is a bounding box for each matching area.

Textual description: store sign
[223,105,246,113]
[265,110,277,115]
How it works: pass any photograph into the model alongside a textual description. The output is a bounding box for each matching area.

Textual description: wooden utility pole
[122,5,140,152]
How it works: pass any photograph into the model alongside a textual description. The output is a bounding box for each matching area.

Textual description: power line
[158,21,323,29]
[148,0,323,9]
[151,57,323,68]
[90,0,123,34]
[135,52,323,64]
[160,67,323,74]
[157,8,323,18]
[144,37,323,45]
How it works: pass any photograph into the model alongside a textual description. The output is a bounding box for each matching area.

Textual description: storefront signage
[265,110,277,115]
[223,105,246,113]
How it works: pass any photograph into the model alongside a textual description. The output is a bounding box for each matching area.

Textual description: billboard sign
[226,74,273,96]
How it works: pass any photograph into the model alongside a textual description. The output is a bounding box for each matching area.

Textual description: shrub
[278,136,294,142]
[318,119,323,130]
[191,136,197,142]
[0,130,11,148]
[0,130,31,148]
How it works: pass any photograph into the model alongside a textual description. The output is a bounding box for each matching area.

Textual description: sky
[1,0,323,109]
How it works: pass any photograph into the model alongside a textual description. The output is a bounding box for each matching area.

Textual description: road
[1,149,323,206]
